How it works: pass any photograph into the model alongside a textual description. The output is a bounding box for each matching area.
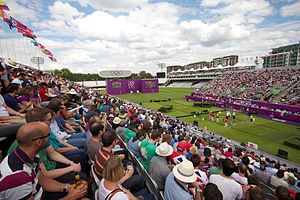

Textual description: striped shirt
[94,148,113,179]
[0,147,42,200]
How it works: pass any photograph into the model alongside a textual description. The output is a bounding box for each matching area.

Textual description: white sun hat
[172,159,196,183]
[155,142,173,157]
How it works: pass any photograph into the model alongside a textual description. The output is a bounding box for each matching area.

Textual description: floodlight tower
[157,63,166,72]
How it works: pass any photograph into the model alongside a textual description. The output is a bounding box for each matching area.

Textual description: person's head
[19,86,34,97]
[162,133,172,144]
[248,175,259,186]
[17,122,50,150]
[26,108,54,126]
[222,158,236,177]
[191,154,200,167]
[189,145,198,155]
[238,163,247,175]
[40,82,48,88]
[46,103,60,114]
[249,187,264,200]
[202,183,223,200]
[50,98,62,106]
[173,159,196,184]
[88,115,101,126]
[90,122,104,138]
[6,83,20,94]
[275,186,290,200]
[242,156,250,166]
[101,131,117,148]
[177,135,184,142]
[136,129,146,141]
[287,177,296,186]
[259,161,266,171]
[17,72,25,79]
[275,163,281,169]
[150,130,161,142]
[276,170,285,179]
[155,142,173,157]
[102,156,125,182]
[204,148,212,157]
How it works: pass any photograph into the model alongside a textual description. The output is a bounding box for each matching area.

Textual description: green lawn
[117,88,300,164]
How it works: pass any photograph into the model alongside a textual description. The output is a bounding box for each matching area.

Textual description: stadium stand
[0,58,300,200]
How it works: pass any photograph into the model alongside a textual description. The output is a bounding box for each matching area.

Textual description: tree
[53,68,154,81]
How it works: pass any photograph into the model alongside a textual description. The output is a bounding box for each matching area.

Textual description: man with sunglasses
[0,122,87,199]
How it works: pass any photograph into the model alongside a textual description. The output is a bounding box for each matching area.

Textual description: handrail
[106,121,164,200]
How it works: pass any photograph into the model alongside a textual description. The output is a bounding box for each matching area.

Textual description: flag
[2,10,9,22]
[48,55,57,62]
[10,17,33,33]
[41,48,53,56]
[0,0,10,11]
[18,28,37,39]
[31,41,45,49]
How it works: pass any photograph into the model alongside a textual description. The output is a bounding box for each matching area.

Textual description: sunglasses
[32,133,50,141]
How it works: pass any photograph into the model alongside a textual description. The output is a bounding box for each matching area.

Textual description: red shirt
[224,151,233,158]
[39,87,47,102]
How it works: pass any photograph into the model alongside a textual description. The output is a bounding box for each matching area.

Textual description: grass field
[117,87,300,164]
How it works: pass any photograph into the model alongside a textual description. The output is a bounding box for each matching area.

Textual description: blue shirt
[3,93,19,111]
[164,173,193,200]
[128,138,142,159]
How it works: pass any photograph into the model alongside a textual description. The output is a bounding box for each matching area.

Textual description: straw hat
[156,142,173,157]
[5,58,18,68]
[173,159,196,183]
[113,117,121,124]
[68,89,77,95]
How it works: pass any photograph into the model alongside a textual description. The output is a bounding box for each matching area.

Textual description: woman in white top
[99,156,137,200]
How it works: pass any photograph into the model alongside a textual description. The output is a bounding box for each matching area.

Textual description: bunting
[0,2,57,62]
[0,0,10,11]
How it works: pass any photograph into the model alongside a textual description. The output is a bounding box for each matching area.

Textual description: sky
[0,0,299,74]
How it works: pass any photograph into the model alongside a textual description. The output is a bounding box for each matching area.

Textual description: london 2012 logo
[128,80,135,89]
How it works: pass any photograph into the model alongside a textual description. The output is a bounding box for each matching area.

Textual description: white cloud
[201,0,228,7]
[49,1,85,20]
[280,0,300,17]
[69,0,148,12]
[5,0,43,21]
[1,0,299,75]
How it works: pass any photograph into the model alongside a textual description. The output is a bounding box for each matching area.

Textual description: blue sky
[0,0,299,74]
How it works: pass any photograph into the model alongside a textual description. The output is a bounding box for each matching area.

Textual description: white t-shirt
[232,172,248,185]
[209,175,243,200]
[98,179,128,200]
[0,95,9,117]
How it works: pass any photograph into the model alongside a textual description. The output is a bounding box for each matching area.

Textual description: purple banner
[106,79,158,95]
[186,95,300,123]
[141,79,159,93]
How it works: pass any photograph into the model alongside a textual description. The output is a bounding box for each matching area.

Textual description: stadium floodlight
[157,63,166,72]
[31,57,44,70]
[99,70,132,78]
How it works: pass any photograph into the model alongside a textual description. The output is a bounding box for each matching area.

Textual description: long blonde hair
[102,156,125,182]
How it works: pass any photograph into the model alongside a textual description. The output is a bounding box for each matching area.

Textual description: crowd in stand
[198,68,300,105]
[279,82,300,106]
[0,59,300,200]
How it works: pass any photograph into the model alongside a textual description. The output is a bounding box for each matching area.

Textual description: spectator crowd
[198,68,300,105]
[0,58,299,200]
